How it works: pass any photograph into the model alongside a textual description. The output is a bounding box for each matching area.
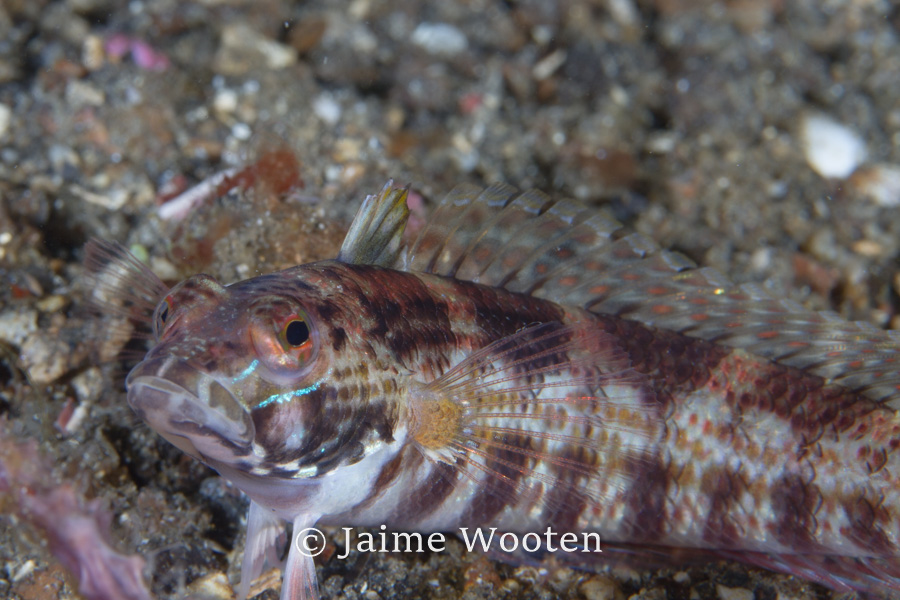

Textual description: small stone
[36,294,67,313]
[312,94,341,125]
[72,367,103,403]
[213,88,238,115]
[66,80,106,107]
[214,24,297,76]
[0,309,37,346]
[851,163,900,207]
[70,184,130,210]
[332,138,363,162]
[184,572,233,599]
[0,103,11,139]
[532,49,567,80]
[607,0,640,29]
[231,122,252,140]
[579,575,624,600]
[672,571,690,584]
[20,334,70,384]
[411,22,468,56]
[82,34,105,70]
[800,113,867,179]
[851,239,884,257]
[716,584,753,600]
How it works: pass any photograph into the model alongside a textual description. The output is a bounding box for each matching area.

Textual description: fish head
[124,267,385,489]
[125,273,260,467]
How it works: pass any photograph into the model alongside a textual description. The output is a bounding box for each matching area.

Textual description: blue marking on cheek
[257,369,332,409]
[233,359,260,383]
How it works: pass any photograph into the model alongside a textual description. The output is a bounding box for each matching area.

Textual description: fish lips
[126,357,255,463]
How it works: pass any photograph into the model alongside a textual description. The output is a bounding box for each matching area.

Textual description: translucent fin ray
[238,501,285,600]
[281,514,321,600]
[409,321,662,518]
[83,238,169,323]
[338,180,410,267]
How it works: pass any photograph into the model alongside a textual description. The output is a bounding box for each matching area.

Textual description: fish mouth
[126,357,255,462]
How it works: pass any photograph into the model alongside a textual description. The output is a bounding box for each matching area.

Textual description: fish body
[87,182,900,598]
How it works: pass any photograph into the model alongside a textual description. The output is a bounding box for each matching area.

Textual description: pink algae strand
[0,424,153,600]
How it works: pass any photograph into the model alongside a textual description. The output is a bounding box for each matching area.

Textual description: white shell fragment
[411,23,468,56]
[800,113,867,179]
[852,164,900,207]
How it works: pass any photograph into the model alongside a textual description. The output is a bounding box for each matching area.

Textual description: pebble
[183,572,232,600]
[411,22,468,56]
[800,113,867,179]
[214,24,297,76]
[532,48,567,80]
[20,334,69,384]
[579,575,624,600]
[312,93,341,125]
[213,88,239,115]
[0,103,10,139]
[81,34,105,70]
[36,294,67,313]
[70,184,130,210]
[851,239,884,257]
[607,0,640,29]
[851,163,900,207]
[0,309,37,346]
[716,584,753,600]
[72,367,104,403]
[65,79,105,107]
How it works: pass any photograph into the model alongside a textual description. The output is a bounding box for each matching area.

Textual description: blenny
[86,181,900,598]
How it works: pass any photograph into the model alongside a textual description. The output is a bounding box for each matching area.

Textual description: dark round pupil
[285,320,310,346]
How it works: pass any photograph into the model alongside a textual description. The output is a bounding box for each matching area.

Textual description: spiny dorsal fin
[395,183,900,408]
[337,180,409,267]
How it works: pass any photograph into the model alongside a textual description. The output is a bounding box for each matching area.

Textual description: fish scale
[83,180,900,599]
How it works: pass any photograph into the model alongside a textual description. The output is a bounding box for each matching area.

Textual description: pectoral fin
[409,321,662,514]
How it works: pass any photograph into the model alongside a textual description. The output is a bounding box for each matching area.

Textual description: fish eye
[251,305,319,380]
[284,319,310,347]
[154,296,173,338]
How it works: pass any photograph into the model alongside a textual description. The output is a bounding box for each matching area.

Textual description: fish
[84,180,900,599]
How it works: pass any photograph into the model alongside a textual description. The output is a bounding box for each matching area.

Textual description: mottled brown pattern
[620,455,669,543]
[458,430,535,526]
[770,473,823,552]
[698,465,746,546]
[596,314,731,407]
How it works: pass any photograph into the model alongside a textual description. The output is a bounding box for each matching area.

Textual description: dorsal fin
[389,182,900,408]
[338,180,409,267]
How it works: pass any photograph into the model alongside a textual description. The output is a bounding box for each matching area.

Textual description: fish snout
[126,357,255,460]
